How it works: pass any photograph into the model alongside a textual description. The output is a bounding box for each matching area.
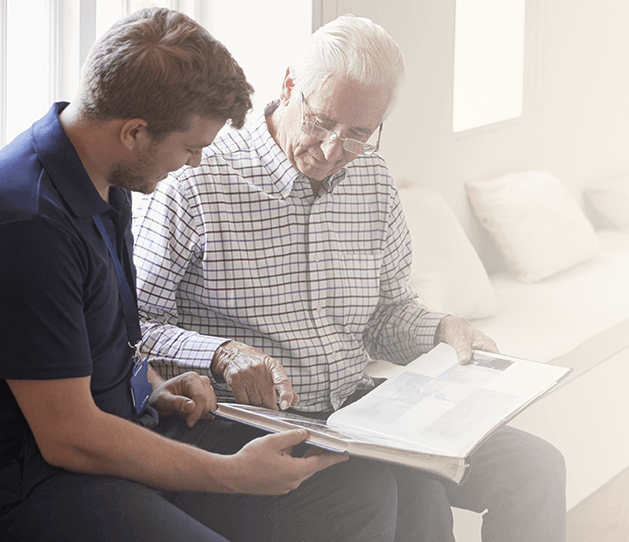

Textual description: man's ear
[119,118,150,151]
[279,68,295,106]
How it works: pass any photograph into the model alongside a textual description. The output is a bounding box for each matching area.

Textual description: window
[0,0,315,146]
[4,0,52,145]
[204,0,312,115]
[452,0,526,134]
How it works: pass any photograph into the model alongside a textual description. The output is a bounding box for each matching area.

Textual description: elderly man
[0,9,406,542]
[134,14,566,541]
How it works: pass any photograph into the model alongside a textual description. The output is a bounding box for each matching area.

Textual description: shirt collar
[32,102,111,218]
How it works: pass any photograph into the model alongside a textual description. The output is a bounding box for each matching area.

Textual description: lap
[165,417,399,542]
[390,425,566,542]
[0,470,229,542]
[1,418,399,542]
[444,424,566,513]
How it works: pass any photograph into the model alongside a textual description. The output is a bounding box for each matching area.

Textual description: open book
[214,343,572,484]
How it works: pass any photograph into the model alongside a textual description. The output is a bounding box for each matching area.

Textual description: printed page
[328,343,570,457]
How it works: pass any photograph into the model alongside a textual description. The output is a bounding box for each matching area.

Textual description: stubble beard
[107,144,158,195]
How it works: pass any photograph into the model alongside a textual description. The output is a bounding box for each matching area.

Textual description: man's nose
[320,137,345,161]
[186,153,203,168]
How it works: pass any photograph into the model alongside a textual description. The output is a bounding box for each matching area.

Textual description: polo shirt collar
[31,102,110,218]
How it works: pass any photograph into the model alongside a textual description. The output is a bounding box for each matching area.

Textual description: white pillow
[466,171,599,283]
[398,181,495,320]
[584,177,629,232]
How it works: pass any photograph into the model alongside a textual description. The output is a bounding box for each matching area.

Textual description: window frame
[0,0,320,147]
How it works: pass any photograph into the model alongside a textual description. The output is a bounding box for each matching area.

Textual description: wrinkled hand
[436,315,499,364]
[148,371,217,428]
[224,429,348,495]
[212,341,299,410]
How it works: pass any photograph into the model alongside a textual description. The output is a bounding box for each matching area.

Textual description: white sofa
[393,172,629,539]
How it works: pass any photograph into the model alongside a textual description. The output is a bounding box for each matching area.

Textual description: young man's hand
[149,371,217,427]
[221,429,348,495]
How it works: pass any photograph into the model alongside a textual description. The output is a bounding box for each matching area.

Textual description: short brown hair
[78,8,253,136]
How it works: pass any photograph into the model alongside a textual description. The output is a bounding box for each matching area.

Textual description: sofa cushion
[466,171,599,283]
[473,230,629,368]
[584,176,629,232]
[398,181,495,320]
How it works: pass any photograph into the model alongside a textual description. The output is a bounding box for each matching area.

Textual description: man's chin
[299,163,336,183]
[133,175,168,194]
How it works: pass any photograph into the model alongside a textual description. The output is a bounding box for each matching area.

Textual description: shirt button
[316,305,323,313]
[314,253,321,262]
[330,351,341,361]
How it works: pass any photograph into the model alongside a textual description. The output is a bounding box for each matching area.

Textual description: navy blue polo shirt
[0,103,141,467]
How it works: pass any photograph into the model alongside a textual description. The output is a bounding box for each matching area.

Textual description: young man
[134,14,567,541]
[0,9,398,542]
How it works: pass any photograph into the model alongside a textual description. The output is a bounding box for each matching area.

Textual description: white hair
[289,14,405,120]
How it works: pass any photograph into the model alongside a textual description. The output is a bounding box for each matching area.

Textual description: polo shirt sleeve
[0,217,92,380]
[133,176,228,385]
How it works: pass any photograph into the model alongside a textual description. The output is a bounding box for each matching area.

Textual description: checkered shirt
[133,113,446,412]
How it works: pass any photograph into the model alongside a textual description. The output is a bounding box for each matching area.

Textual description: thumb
[456,345,473,365]
[269,363,298,410]
[160,392,195,414]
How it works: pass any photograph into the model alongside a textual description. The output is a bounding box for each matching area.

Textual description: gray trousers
[392,425,567,541]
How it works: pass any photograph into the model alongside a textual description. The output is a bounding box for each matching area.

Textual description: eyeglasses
[300,91,383,156]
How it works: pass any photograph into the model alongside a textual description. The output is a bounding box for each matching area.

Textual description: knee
[332,458,398,540]
[479,427,567,497]
[342,458,398,510]
[534,437,566,492]
[508,429,567,500]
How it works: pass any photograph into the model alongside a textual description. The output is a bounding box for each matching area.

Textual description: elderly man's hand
[212,341,299,410]
[436,315,499,365]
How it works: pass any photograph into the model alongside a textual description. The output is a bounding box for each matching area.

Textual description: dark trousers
[302,387,567,542]
[391,425,567,541]
[1,417,565,541]
[0,417,398,542]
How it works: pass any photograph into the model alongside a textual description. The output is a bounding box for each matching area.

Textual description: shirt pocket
[333,252,382,331]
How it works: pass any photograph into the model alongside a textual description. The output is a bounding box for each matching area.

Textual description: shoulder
[206,124,255,157]
[167,123,259,195]
[343,154,398,198]
[0,129,43,224]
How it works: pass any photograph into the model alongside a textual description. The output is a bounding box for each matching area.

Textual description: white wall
[321,0,629,271]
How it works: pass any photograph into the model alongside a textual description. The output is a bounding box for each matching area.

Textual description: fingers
[260,430,349,477]
[264,428,310,449]
[301,451,349,473]
[179,374,217,427]
[473,336,499,354]
[301,445,323,458]
[215,341,297,410]
[229,430,348,495]
[437,315,499,365]
[229,365,274,409]
[150,372,217,427]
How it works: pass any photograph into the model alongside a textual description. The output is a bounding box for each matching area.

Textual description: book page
[328,343,570,457]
